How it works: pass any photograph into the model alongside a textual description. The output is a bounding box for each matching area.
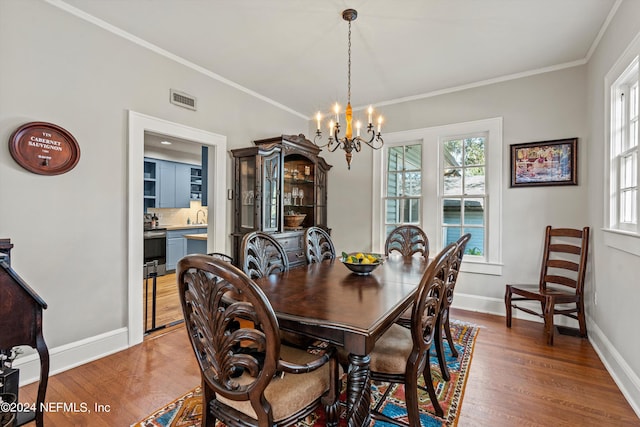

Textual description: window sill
[602,228,640,257]
[460,260,503,276]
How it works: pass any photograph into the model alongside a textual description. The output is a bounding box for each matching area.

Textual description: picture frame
[510,138,577,187]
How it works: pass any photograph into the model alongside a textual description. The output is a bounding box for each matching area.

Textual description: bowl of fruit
[341,252,384,275]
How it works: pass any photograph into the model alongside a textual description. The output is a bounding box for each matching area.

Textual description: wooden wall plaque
[9,122,80,175]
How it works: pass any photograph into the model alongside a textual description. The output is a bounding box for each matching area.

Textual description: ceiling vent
[170,89,197,111]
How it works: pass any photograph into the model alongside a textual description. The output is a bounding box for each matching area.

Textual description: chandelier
[314,8,384,169]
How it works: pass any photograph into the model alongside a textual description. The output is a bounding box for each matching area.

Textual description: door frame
[128,111,227,346]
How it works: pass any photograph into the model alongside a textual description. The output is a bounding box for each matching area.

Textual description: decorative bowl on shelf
[284,214,306,227]
[341,252,384,275]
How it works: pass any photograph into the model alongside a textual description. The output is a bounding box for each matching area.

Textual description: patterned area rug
[132,320,478,427]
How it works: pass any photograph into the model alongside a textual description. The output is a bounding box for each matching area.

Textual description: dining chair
[387,226,429,328]
[505,226,590,345]
[304,226,336,264]
[177,255,340,427]
[434,233,471,381]
[241,231,289,278]
[367,243,456,425]
[241,231,315,349]
[384,225,429,259]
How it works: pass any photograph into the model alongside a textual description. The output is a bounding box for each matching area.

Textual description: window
[442,135,486,256]
[373,118,502,275]
[384,144,422,236]
[610,58,639,233]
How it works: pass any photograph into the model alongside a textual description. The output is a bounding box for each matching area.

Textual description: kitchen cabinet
[145,157,201,209]
[166,227,207,271]
[230,134,331,267]
[159,161,192,208]
[143,158,158,213]
[185,234,207,255]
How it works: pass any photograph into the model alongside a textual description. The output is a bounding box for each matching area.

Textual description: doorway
[128,111,227,346]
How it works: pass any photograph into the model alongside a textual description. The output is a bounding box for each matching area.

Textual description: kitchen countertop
[164,224,207,231]
[184,233,207,240]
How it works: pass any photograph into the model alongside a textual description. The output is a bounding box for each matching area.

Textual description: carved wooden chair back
[177,255,340,427]
[241,231,289,279]
[505,226,590,345]
[304,227,336,264]
[434,233,471,381]
[384,225,429,259]
[369,243,456,425]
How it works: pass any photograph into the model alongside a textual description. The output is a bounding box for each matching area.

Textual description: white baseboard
[586,317,640,418]
[12,327,129,387]
[453,293,640,418]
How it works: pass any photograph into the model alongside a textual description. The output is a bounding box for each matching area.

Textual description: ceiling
[58,0,617,119]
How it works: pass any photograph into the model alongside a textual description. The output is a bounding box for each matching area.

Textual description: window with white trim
[610,57,639,233]
[442,135,487,256]
[384,143,422,236]
[372,118,503,275]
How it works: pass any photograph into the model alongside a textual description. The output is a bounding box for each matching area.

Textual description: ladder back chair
[367,243,456,425]
[304,226,336,264]
[177,255,340,427]
[505,226,590,345]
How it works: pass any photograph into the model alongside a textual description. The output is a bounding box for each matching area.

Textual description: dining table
[252,255,429,427]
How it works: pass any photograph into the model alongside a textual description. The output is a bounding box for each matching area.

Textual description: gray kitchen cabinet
[159,161,191,208]
[166,227,207,271]
[143,158,158,213]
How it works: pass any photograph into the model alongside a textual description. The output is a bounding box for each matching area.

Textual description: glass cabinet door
[239,157,256,230]
[262,151,281,232]
[315,167,327,227]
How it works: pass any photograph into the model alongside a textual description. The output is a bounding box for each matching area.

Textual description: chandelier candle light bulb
[313,8,384,169]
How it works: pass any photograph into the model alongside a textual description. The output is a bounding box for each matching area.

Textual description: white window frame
[604,31,640,257]
[372,117,503,275]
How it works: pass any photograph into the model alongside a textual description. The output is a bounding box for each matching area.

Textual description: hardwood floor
[142,272,183,335]
[18,309,639,426]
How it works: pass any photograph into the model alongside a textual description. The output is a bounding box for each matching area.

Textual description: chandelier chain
[347,20,351,104]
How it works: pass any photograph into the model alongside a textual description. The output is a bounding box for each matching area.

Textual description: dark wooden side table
[0,239,49,427]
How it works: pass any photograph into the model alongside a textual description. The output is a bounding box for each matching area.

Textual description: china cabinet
[231,134,331,266]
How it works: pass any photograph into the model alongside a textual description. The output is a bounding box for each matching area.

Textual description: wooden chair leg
[443,313,458,358]
[434,313,450,381]
[544,296,555,346]
[577,300,588,338]
[203,384,216,427]
[505,286,512,328]
[405,364,422,427]
[421,354,444,418]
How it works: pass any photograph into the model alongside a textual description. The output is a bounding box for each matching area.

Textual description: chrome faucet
[196,209,206,225]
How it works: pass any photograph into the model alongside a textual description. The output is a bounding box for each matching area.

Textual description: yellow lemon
[355,252,364,259]
[361,257,371,264]
[366,254,376,262]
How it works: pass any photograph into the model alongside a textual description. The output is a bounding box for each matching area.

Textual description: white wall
[586,0,640,413]
[0,0,305,358]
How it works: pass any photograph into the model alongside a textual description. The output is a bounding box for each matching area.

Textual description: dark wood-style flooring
[19,309,640,426]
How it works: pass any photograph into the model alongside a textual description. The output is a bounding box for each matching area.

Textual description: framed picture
[510,138,577,187]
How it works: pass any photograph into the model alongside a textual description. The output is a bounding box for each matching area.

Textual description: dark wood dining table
[252,256,429,427]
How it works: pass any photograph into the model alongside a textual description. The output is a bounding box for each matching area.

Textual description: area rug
[132,320,478,427]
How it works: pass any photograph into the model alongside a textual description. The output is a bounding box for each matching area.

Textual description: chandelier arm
[360,133,384,150]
